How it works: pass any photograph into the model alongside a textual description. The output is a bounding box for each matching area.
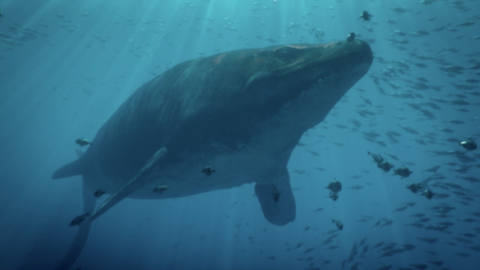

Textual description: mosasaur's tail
[55,180,95,270]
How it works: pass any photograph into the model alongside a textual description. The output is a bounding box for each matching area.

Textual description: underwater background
[1,0,480,269]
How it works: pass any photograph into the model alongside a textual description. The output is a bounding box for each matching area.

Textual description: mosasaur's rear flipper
[255,171,296,225]
[72,147,168,225]
[52,159,84,179]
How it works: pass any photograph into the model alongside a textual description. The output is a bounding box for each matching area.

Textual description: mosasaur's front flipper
[70,147,167,226]
[255,170,296,225]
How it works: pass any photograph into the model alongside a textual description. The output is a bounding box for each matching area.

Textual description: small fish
[304,247,315,254]
[329,192,339,201]
[332,219,344,230]
[459,139,477,150]
[423,188,434,199]
[327,180,342,193]
[347,32,356,42]
[378,161,393,172]
[70,213,90,226]
[407,183,424,193]
[368,152,393,172]
[360,11,372,21]
[153,184,168,193]
[93,190,106,198]
[201,167,215,176]
[417,237,437,244]
[327,180,342,201]
[368,152,384,163]
[394,167,412,178]
[75,138,91,147]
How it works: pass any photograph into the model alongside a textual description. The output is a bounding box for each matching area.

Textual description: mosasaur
[53,39,373,269]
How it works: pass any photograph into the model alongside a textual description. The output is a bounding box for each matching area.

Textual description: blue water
[1,0,479,269]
